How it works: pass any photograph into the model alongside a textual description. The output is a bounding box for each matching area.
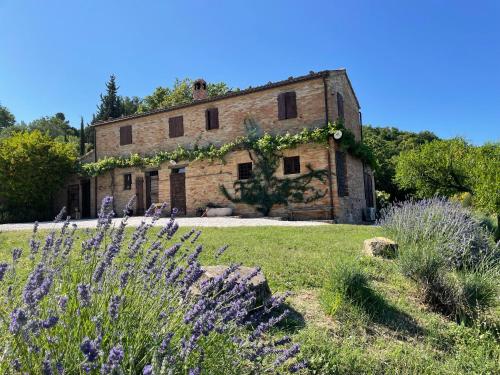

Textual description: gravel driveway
[0,216,329,232]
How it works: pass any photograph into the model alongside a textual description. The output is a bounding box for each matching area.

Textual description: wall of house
[94,77,327,159]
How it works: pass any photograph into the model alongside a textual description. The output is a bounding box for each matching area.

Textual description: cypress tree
[93,74,123,123]
[79,117,85,155]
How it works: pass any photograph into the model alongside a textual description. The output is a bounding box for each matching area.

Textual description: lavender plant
[0,197,306,374]
[378,197,498,269]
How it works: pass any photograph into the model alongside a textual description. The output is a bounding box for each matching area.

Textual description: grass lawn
[1,225,498,374]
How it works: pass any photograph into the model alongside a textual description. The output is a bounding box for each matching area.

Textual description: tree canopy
[395,138,499,215]
[0,131,77,221]
[0,104,16,129]
[362,125,439,200]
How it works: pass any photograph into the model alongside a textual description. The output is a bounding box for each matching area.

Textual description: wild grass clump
[379,198,499,322]
[320,258,382,319]
[0,197,306,374]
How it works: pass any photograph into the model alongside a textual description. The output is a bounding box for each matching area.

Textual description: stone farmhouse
[57,69,375,222]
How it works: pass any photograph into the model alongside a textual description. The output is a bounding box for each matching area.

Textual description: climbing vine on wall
[80,120,375,177]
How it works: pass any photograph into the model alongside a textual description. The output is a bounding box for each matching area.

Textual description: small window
[205,108,219,130]
[124,173,132,190]
[237,162,252,180]
[169,116,184,138]
[120,125,132,145]
[337,92,344,120]
[277,91,297,120]
[284,156,300,175]
[336,151,348,197]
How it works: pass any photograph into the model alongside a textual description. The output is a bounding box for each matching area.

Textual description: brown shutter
[277,93,286,120]
[336,151,348,196]
[286,91,297,119]
[337,93,344,120]
[206,108,219,130]
[120,125,132,145]
[169,116,184,137]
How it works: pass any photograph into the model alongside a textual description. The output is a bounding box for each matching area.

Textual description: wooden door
[81,179,91,218]
[170,169,186,215]
[136,176,144,215]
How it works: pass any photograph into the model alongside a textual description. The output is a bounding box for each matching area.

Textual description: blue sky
[1,0,499,144]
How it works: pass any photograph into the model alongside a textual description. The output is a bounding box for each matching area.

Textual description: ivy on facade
[80,120,375,177]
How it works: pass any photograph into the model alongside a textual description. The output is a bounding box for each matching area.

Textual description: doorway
[81,179,91,218]
[170,168,186,215]
[67,184,79,219]
[145,170,159,209]
[136,176,144,215]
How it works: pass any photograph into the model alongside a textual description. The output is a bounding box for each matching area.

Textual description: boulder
[191,265,271,305]
[363,237,398,258]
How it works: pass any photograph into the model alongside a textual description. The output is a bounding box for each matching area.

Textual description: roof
[92,69,357,127]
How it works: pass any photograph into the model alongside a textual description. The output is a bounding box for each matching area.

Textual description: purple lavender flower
[57,295,68,311]
[289,360,308,373]
[42,355,54,375]
[119,270,130,289]
[23,263,53,306]
[0,262,8,281]
[56,362,64,375]
[108,295,121,321]
[77,284,91,307]
[42,316,59,329]
[12,248,22,262]
[215,244,229,258]
[105,344,124,369]
[142,364,153,375]
[9,308,28,334]
[11,358,21,371]
[188,367,200,375]
[80,337,99,362]
[274,344,300,366]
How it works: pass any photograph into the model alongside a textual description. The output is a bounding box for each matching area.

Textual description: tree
[80,117,85,155]
[121,96,142,116]
[138,78,232,113]
[28,113,78,139]
[0,104,16,129]
[93,74,123,123]
[0,131,77,221]
[220,123,328,216]
[363,125,439,200]
[395,138,499,217]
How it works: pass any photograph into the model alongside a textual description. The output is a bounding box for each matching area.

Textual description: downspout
[94,126,98,218]
[323,74,335,221]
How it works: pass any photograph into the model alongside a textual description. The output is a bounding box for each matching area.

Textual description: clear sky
[1,0,499,144]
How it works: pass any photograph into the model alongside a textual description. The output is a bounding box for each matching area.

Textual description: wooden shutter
[206,108,219,130]
[169,116,184,138]
[285,92,297,119]
[277,93,286,120]
[335,151,348,196]
[337,93,344,120]
[284,156,300,175]
[120,125,132,145]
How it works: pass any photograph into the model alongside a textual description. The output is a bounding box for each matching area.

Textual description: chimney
[193,78,208,101]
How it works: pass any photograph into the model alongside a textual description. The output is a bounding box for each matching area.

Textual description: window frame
[283,156,301,175]
[237,162,253,180]
[205,108,219,130]
[123,173,132,190]
[278,91,297,120]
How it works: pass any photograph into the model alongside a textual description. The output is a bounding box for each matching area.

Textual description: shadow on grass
[355,288,425,339]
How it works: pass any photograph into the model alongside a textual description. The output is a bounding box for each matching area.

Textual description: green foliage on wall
[81,120,375,177]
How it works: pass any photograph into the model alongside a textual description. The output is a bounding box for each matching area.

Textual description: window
[284,156,300,175]
[124,173,132,190]
[336,151,348,197]
[169,116,184,138]
[120,125,132,145]
[277,91,297,120]
[237,162,252,180]
[337,92,344,120]
[205,108,219,130]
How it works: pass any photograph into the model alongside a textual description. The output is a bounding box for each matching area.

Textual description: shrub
[380,198,499,322]
[379,197,497,269]
[0,197,306,374]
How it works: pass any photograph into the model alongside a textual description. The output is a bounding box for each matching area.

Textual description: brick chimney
[193,78,208,101]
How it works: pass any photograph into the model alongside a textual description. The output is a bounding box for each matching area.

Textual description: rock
[191,265,271,305]
[363,237,398,258]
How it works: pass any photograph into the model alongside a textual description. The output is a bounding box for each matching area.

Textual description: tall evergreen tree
[79,117,85,155]
[93,74,123,123]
